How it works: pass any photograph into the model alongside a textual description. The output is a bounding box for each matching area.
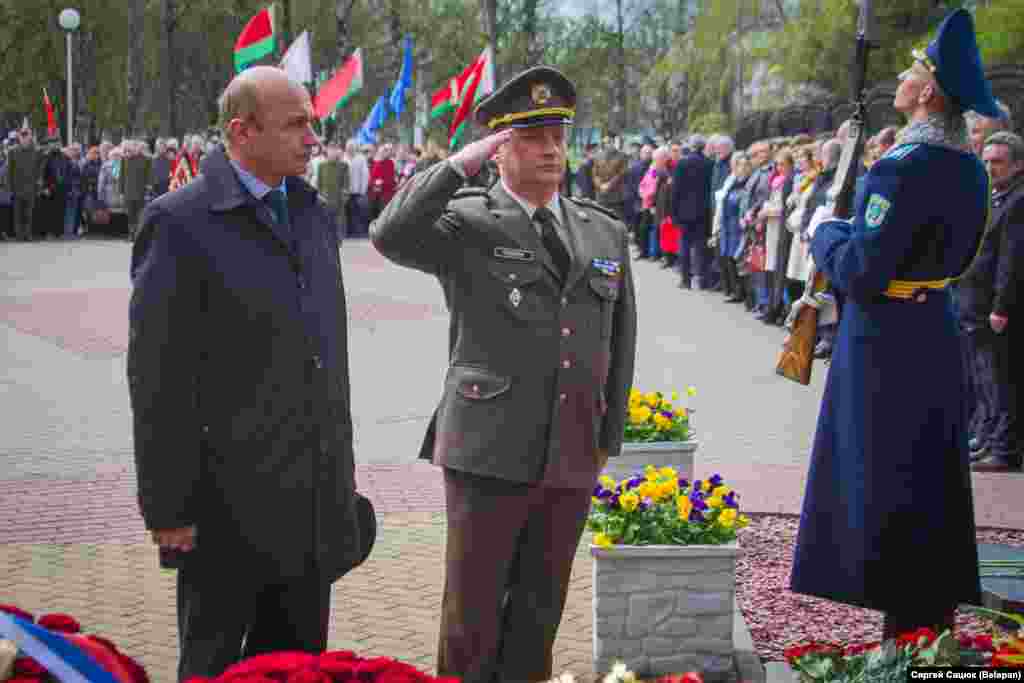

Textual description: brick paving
[2,236,1022,682]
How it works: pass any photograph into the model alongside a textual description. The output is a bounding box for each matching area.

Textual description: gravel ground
[735,514,1024,661]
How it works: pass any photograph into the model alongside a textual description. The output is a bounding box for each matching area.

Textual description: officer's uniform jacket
[371,160,637,490]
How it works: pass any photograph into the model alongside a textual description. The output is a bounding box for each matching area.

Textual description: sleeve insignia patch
[882,144,919,162]
[865,194,892,230]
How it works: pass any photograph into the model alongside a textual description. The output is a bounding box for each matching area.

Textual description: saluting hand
[449,129,513,179]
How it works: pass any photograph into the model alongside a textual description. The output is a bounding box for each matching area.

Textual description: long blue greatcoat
[790,142,986,613]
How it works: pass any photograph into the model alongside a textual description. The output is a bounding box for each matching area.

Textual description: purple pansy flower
[593,485,603,497]
[627,476,644,490]
[709,474,724,488]
[678,478,690,491]
[724,492,739,508]
[690,490,708,510]
[689,508,705,523]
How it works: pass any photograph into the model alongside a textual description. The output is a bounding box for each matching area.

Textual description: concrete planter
[602,440,698,483]
[591,542,739,681]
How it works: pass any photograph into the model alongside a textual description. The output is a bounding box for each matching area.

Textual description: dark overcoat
[371,160,637,490]
[671,150,713,237]
[791,142,986,613]
[127,147,367,582]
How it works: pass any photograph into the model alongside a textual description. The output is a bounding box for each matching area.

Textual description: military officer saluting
[372,66,637,683]
[791,10,1005,640]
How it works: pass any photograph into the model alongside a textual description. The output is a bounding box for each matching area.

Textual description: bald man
[128,66,374,680]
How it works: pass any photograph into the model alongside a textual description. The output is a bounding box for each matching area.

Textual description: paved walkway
[2,237,1021,682]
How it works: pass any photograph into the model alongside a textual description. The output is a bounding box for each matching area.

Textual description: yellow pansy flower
[599,475,616,489]
[644,392,659,406]
[718,516,735,529]
[701,480,711,493]
[738,514,751,528]
[653,414,669,430]
[637,482,656,500]
[712,486,731,498]
[687,386,697,397]
[659,466,677,479]
[706,495,723,509]
[671,391,679,401]
[594,532,614,548]
[674,407,687,418]
[719,508,737,523]
[637,406,653,422]
[592,496,601,505]
[620,493,640,512]
[677,496,693,520]
[630,387,641,399]
[657,482,676,500]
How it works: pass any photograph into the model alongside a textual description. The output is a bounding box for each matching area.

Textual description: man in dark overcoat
[128,66,372,681]
[671,136,714,290]
[791,9,999,639]
[7,128,45,241]
[962,131,1023,472]
[372,66,636,683]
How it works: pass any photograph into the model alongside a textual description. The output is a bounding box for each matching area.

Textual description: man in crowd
[961,131,1023,472]
[372,66,636,683]
[968,99,1013,156]
[671,134,714,290]
[8,128,44,241]
[792,8,998,640]
[121,139,152,240]
[574,143,597,199]
[623,142,650,238]
[345,139,370,237]
[62,143,84,240]
[150,138,177,199]
[128,66,373,680]
[592,134,628,219]
[314,142,350,240]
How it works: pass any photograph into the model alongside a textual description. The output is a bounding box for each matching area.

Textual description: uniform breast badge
[591,258,622,277]
[509,287,522,308]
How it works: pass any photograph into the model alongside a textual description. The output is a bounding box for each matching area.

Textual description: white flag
[280,30,312,84]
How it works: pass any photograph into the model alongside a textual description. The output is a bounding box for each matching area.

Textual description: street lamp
[58,7,80,145]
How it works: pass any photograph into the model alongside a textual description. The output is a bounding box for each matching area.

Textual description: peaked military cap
[474,66,576,130]
[912,8,1005,119]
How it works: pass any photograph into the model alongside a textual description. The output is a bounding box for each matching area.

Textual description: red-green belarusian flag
[448,46,494,150]
[234,6,275,73]
[430,77,458,120]
[312,48,364,121]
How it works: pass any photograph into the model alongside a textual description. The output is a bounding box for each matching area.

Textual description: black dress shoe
[725,295,744,303]
[971,454,1022,472]
[679,280,691,290]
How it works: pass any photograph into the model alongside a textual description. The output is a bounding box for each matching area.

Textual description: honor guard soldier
[371,66,637,683]
[790,10,1006,641]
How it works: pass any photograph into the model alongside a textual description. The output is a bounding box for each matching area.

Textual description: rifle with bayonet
[776,0,876,385]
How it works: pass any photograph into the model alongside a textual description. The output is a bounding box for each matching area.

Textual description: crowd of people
[571,103,1020,471]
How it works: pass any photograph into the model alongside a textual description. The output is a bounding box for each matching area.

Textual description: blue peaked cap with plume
[913,8,1005,119]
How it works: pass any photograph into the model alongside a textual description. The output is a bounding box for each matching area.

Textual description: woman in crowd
[368,143,397,221]
[784,145,819,303]
[636,145,671,259]
[718,152,753,304]
[758,148,795,324]
[651,145,675,262]
[96,146,127,238]
[79,146,103,237]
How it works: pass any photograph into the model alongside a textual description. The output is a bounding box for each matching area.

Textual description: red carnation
[896,627,937,648]
[220,676,278,683]
[7,676,47,683]
[286,670,332,683]
[375,660,433,683]
[14,658,47,676]
[972,634,995,652]
[318,651,359,678]
[220,652,316,680]
[38,613,82,634]
[183,678,214,683]
[0,605,36,622]
[354,657,398,680]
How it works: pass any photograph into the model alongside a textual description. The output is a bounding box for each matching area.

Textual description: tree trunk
[335,0,356,66]
[614,0,628,133]
[125,0,145,136]
[523,0,542,69]
[479,0,499,83]
[162,0,179,138]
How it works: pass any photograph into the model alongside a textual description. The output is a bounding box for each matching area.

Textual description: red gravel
[735,514,1024,661]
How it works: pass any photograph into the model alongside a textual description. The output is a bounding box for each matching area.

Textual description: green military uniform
[314,158,350,237]
[371,67,637,683]
[6,143,45,241]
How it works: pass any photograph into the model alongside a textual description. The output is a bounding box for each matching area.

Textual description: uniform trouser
[438,468,592,683]
[176,563,331,681]
[966,327,1018,461]
[13,195,35,240]
[677,230,708,287]
[126,199,145,238]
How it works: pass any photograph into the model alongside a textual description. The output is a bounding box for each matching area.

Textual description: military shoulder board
[566,197,621,222]
[882,144,920,162]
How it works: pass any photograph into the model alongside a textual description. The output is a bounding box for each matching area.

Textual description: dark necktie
[264,188,290,227]
[534,206,570,279]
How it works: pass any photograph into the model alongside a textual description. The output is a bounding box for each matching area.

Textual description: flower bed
[625,389,695,443]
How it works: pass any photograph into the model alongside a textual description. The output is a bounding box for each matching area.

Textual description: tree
[125,0,145,135]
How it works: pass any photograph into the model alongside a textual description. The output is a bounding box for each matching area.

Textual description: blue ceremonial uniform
[790,141,987,613]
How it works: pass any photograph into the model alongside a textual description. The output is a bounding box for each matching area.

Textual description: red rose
[7,676,47,683]
[183,678,214,682]
[318,651,359,679]
[220,676,278,683]
[38,613,82,633]
[354,657,398,680]
[14,658,48,676]
[220,652,316,680]
[374,660,432,683]
[972,634,995,652]
[286,671,332,683]
[0,605,36,622]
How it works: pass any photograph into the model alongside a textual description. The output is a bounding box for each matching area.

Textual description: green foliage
[975,0,1024,64]
[688,111,730,135]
